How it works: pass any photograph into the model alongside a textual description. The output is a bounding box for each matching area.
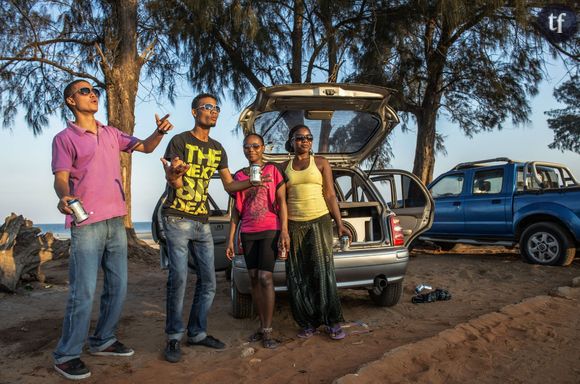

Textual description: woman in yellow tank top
[282,124,351,340]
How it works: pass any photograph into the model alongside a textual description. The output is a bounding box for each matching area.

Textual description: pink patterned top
[233,163,286,233]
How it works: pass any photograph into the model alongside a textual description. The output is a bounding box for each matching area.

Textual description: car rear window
[253,110,380,155]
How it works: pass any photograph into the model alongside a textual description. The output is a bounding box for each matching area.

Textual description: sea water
[37,222,153,239]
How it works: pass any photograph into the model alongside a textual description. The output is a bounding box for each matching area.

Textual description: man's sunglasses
[197,103,221,113]
[243,143,262,150]
[293,134,314,142]
[73,87,101,98]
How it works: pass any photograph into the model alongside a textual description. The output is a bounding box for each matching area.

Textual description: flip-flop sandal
[297,327,317,339]
[248,329,263,342]
[325,326,346,340]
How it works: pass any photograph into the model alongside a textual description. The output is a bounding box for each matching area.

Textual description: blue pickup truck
[420,158,580,266]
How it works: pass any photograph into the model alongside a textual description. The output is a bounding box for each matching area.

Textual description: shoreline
[50,231,154,241]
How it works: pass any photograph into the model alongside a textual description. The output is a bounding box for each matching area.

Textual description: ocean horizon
[36,221,153,240]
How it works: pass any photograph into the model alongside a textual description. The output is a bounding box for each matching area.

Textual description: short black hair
[191,93,219,110]
[284,124,311,153]
[244,133,264,145]
[63,79,90,101]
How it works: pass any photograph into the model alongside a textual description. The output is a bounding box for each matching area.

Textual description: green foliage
[351,2,546,135]
[546,76,580,153]
[153,0,371,106]
[0,0,179,135]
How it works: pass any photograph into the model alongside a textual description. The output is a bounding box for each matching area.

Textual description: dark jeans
[163,216,215,342]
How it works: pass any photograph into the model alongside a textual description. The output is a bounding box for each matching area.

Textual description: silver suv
[152,84,434,318]
[228,83,434,318]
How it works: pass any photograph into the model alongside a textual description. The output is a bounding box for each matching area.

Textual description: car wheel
[433,241,455,251]
[231,272,254,318]
[520,222,576,266]
[224,263,232,281]
[368,280,403,307]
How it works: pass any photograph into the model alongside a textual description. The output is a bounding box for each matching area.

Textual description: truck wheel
[520,222,576,266]
[434,241,455,251]
[231,273,254,318]
[368,280,403,307]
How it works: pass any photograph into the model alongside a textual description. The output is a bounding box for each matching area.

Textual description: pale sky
[0,60,578,225]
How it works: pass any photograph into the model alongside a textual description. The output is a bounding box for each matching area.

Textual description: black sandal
[262,328,278,349]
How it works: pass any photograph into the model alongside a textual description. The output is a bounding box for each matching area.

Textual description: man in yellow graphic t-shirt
[159,93,269,363]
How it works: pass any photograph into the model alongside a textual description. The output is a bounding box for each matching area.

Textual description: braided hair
[284,124,310,153]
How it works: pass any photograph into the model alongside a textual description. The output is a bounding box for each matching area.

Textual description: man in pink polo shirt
[51,79,173,380]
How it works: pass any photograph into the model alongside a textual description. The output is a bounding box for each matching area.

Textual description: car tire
[231,272,254,318]
[224,263,232,281]
[434,241,455,251]
[520,222,576,266]
[368,280,403,307]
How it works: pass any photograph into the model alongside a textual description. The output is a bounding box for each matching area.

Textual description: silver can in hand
[68,199,89,224]
[340,235,350,251]
[249,164,261,185]
[278,244,287,259]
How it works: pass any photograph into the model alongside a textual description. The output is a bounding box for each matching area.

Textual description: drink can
[278,244,286,259]
[339,235,350,251]
[68,199,89,224]
[249,164,261,185]
[414,284,432,294]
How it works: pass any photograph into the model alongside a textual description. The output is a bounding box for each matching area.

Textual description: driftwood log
[0,213,70,292]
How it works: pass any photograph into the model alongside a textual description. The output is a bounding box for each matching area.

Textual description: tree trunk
[100,0,147,247]
[413,112,437,185]
[290,0,304,83]
[0,214,69,292]
[318,5,338,152]
[412,17,448,185]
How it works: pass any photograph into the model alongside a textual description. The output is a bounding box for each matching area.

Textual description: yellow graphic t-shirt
[162,132,228,222]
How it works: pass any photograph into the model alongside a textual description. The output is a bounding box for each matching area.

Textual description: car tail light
[390,215,405,246]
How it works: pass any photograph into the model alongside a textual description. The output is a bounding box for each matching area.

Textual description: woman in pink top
[226,133,290,349]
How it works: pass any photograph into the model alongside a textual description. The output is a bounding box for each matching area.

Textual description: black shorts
[240,230,280,272]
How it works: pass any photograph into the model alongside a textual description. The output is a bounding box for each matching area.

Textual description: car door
[426,172,466,235]
[151,174,231,272]
[237,83,399,165]
[369,169,434,246]
[206,178,232,271]
[462,167,510,236]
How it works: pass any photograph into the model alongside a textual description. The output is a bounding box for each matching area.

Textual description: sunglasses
[197,103,221,113]
[243,143,262,150]
[293,134,314,142]
[72,87,101,98]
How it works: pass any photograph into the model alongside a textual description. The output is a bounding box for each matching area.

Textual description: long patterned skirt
[286,214,344,328]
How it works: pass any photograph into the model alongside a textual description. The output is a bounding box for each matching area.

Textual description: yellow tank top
[285,156,329,221]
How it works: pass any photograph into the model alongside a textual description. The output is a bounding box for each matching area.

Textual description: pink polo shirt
[51,120,140,228]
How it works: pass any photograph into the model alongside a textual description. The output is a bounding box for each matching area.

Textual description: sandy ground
[1,243,579,384]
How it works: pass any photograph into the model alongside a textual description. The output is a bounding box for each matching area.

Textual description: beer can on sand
[414,284,433,294]
[68,199,89,224]
[249,164,261,185]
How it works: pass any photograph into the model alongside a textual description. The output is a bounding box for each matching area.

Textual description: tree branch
[0,56,104,87]
[213,28,265,90]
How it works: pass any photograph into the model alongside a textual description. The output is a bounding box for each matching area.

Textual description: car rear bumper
[232,246,409,295]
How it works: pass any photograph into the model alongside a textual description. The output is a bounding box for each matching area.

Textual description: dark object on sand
[412,288,452,304]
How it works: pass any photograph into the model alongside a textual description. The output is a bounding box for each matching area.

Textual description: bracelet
[157,128,168,135]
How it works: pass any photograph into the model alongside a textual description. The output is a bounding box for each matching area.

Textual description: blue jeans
[163,215,215,342]
[53,217,128,364]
